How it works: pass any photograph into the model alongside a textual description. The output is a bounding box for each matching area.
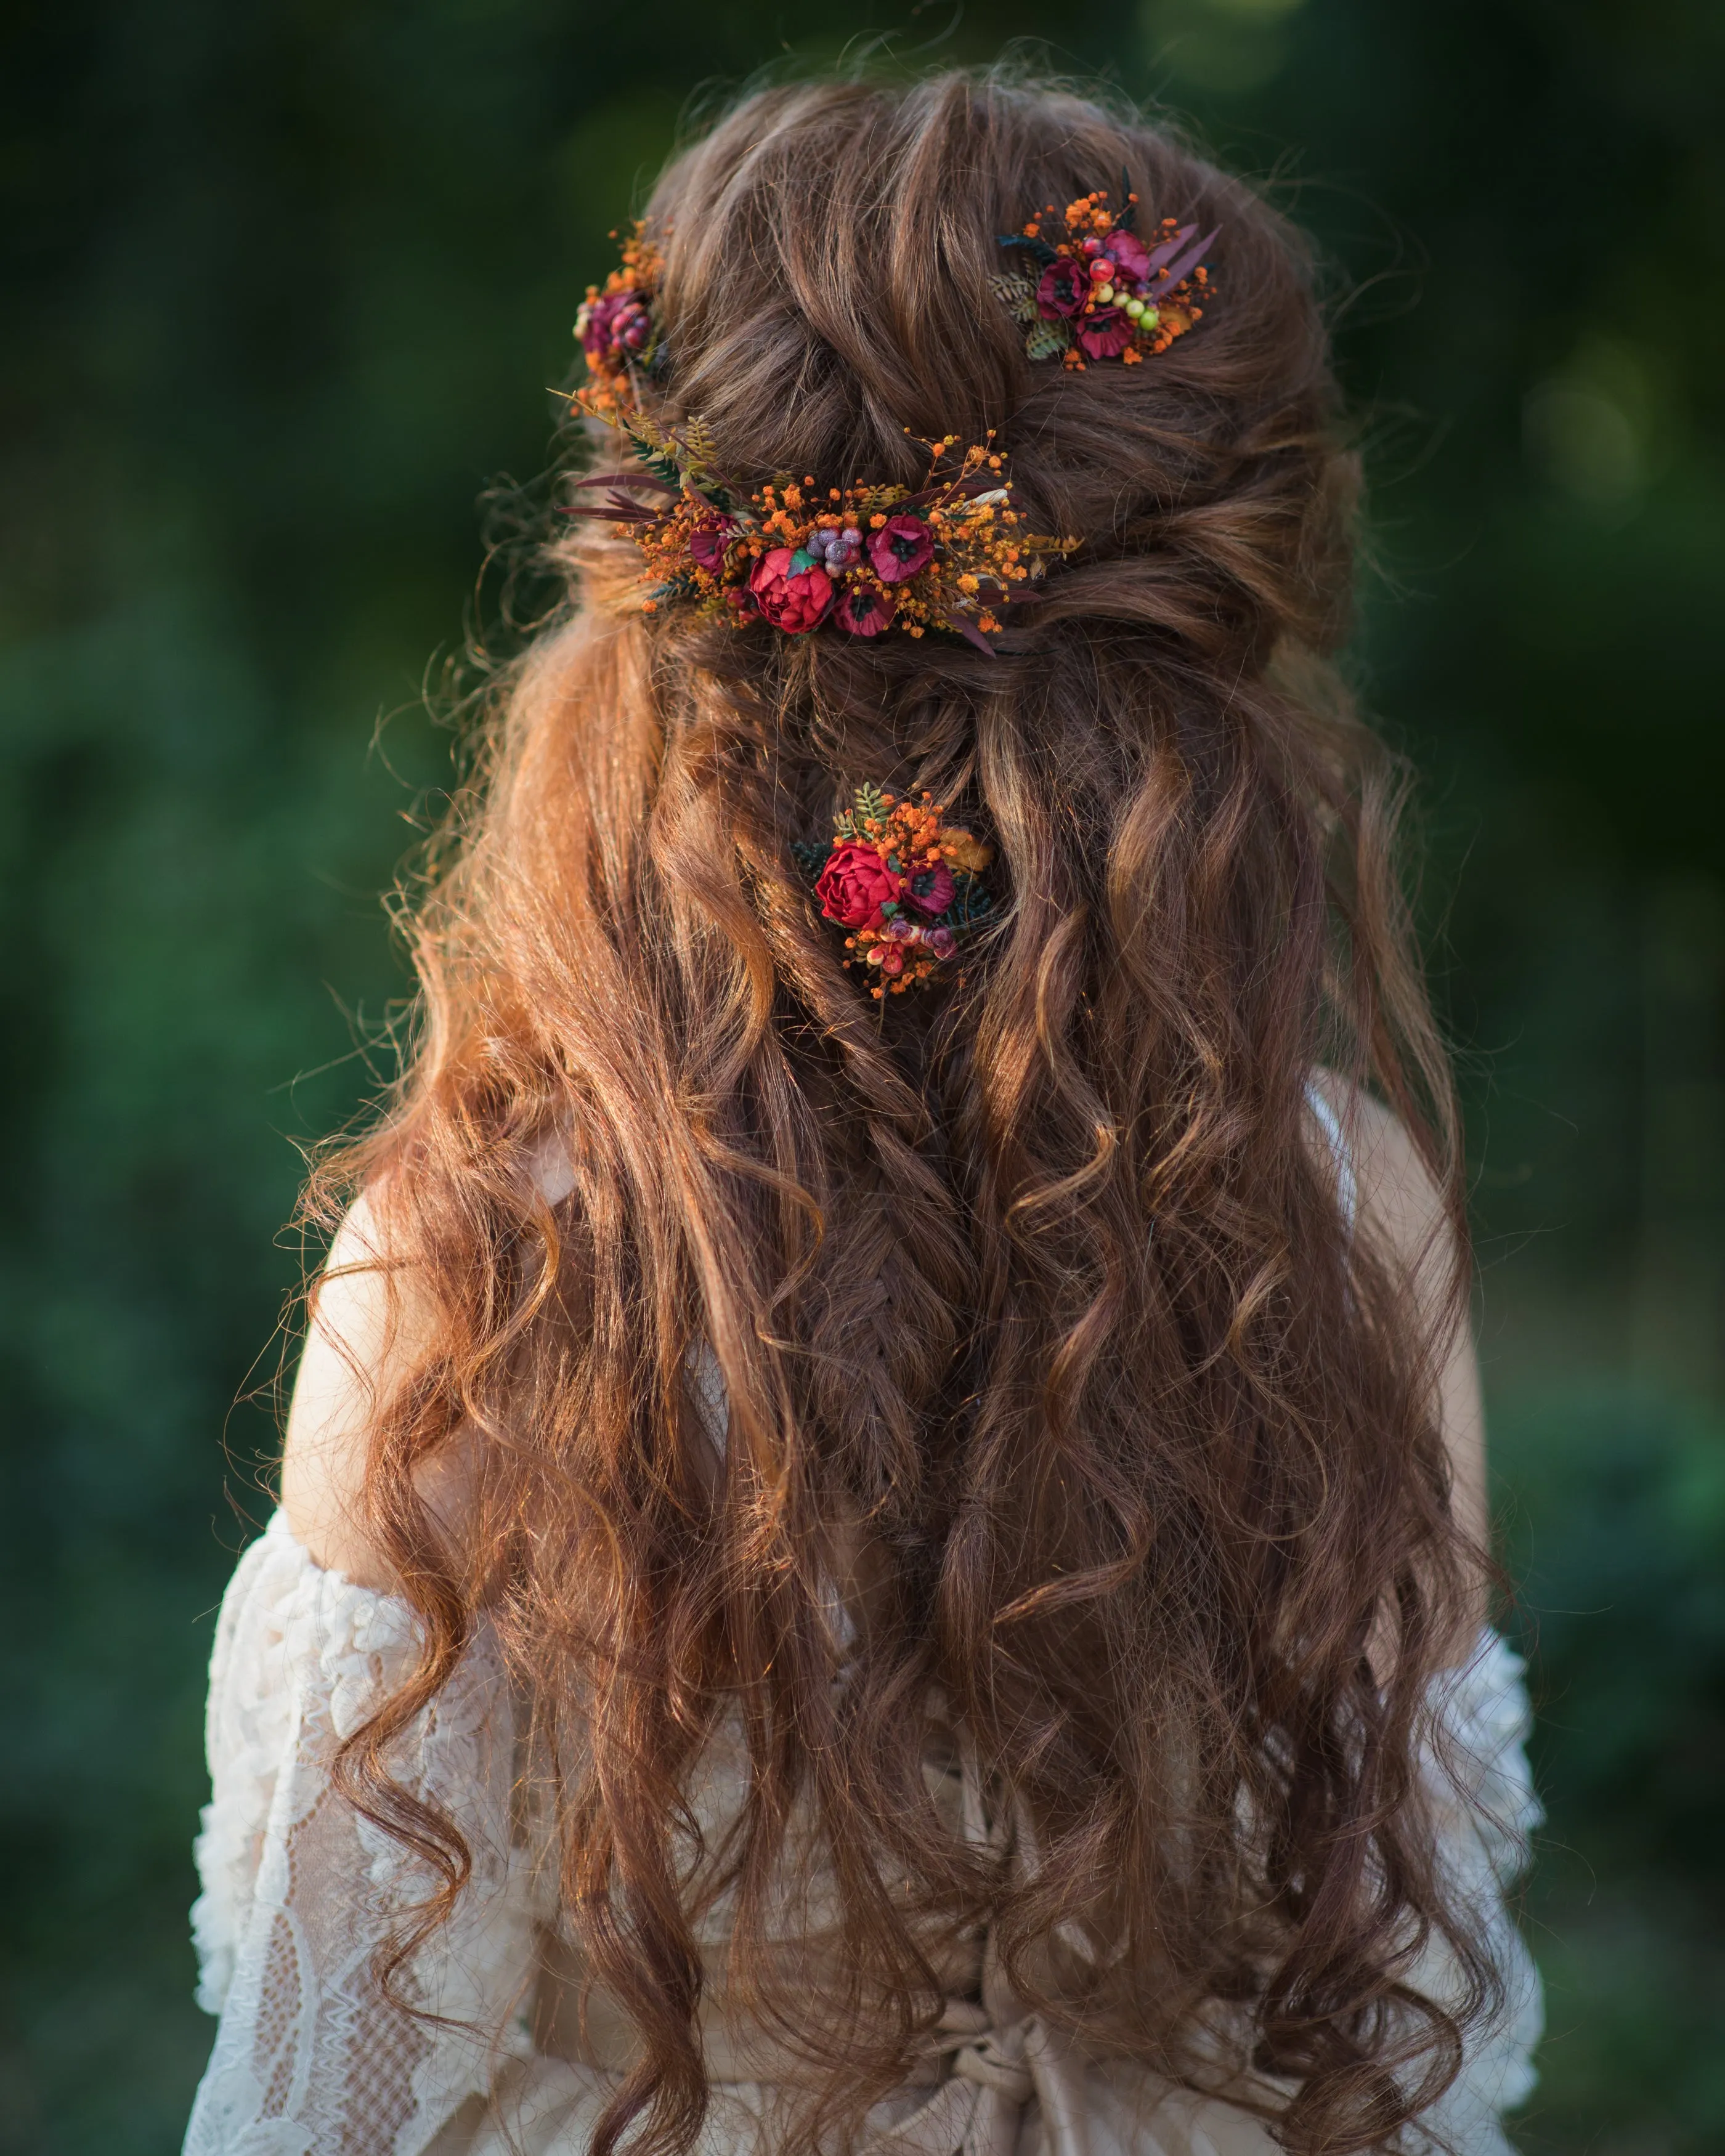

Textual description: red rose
[1036,257,1088,319]
[748,547,834,633]
[835,583,896,636]
[816,841,902,930]
[1076,307,1135,359]
[867,514,934,585]
[906,861,956,915]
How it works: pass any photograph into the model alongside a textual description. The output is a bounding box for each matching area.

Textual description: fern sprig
[837,781,889,838]
[990,272,1039,324]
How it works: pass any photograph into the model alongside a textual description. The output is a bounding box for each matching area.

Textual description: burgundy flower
[906,861,956,915]
[688,517,736,572]
[1109,229,1151,286]
[580,288,652,363]
[835,583,896,637]
[1076,307,1135,360]
[1036,257,1088,319]
[868,514,934,585]
[747,547,834,633]
[926,925,957,958]
[816,841,902,930]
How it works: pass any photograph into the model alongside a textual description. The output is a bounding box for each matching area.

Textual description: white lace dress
[182,1512,1543,2156]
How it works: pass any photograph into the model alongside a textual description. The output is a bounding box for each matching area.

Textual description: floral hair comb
[573,222,665,418]
[994,184,1218,368]
[566,415,1078,652]
[794,785,994,998]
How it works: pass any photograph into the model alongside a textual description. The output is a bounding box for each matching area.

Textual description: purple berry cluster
[802,524,864,570]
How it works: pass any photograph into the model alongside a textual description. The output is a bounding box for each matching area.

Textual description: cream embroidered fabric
[184,1516,540,2156]
[184,1514,1543,2156]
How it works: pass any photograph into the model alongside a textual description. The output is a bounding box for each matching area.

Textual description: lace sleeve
[183,1513,540,2156]
[1409,1631,1545,2155]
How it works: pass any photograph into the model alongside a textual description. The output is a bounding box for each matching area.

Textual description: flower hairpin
[794,785,994,999]
[573,222,665,418]
[566,414,1079,652]
[994,184,1218,368]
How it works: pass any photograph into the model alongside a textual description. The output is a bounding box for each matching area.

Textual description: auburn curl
[309,68,1496,2156]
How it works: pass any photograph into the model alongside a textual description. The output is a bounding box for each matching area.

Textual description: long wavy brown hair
[310,67,1493,2156]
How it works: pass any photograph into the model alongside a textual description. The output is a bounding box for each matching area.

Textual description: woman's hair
[311,67,1492,2156]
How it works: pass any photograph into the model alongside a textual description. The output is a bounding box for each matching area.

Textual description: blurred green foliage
[2,1,1721,2149]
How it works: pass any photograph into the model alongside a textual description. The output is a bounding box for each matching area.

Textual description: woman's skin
[283,1077,1488,1647]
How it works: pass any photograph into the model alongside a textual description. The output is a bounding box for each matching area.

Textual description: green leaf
[1025,320,1070,362]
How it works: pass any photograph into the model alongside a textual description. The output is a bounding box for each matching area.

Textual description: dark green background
[3,2,1721,2149]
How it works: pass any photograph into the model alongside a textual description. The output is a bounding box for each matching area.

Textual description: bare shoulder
[280,1186,468,1590]
[282,1133,576,1589]
[1306,1069,1455,1283]
[1307,1068,1487,1566]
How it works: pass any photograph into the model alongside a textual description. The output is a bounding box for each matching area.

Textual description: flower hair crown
[994,184,1218,368]
[567,414,1078,652]
[569,197,1216,423]
[795,785,994,998]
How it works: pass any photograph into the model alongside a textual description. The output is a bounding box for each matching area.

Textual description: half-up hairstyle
[310,67,1493,2156]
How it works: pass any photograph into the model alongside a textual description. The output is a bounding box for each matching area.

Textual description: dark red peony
[835,584,896,636]
[867,514,935,585]
[906,861,956,915]
[1076,307,1135,359]
[688,516,736,572]
[816,842,902,930]
[1109,229,1151,286]
[748,547,835,633]
[1036,257,1088,318]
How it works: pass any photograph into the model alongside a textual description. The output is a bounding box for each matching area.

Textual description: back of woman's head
[321,67,1487,2156]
